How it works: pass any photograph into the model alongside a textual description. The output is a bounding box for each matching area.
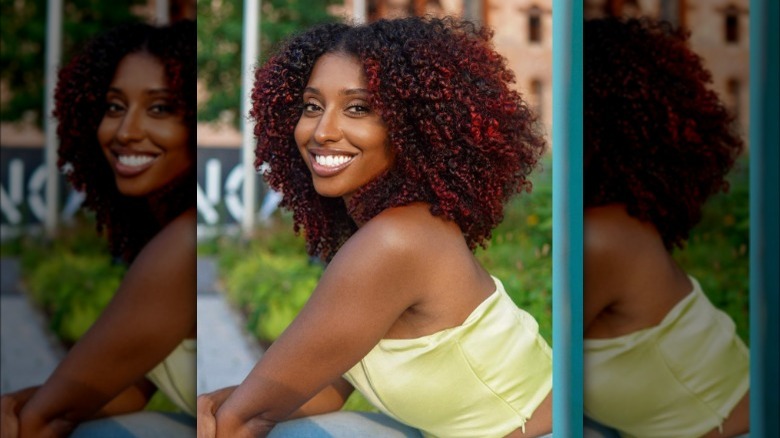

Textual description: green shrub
[224,248,322,344]
[26,251,124,344]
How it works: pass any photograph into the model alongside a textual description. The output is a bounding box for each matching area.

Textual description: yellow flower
[526,214,539,226]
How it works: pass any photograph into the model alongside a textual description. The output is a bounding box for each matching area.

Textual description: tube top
[584,276,749,438]
[343,276,552,438]
[146,339,197,416]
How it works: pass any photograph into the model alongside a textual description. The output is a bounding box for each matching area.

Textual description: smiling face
[97,52,191,198]
[294,52,393,204]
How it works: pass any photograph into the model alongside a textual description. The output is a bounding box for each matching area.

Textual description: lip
[307,149,356,178]
[109,149,160,177]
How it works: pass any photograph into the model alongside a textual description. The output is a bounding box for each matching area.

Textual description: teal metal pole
[552,0,583,435]
[749,0,779,436]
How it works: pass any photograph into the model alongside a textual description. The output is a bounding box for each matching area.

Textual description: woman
[583,18,749,438]
[0,20,197,437]
[198,17,553,438]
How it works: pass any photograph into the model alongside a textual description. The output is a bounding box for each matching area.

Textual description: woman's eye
[149,103,174,115]
[105,102,125,115]
[346,104,371,116]
[302,102,322,113]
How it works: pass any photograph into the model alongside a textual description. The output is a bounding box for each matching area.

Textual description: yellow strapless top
[146,339,197,416]
[343,276,552,438]
[584,276,749,438]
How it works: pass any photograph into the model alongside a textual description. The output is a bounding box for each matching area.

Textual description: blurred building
[335,0,554,139]
[584,0,750,141]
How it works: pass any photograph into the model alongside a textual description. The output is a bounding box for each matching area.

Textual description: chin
[311,182,346,199]
[114,179,153,198]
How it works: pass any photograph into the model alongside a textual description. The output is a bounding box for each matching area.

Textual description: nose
[116,108,145,144]
[313,110,342,145]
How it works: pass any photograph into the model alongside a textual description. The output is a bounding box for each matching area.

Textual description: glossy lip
[108,147,160,178]
[307,148,357,178]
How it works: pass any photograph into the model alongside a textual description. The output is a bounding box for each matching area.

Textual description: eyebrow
[303,86,369,96]
[106,87,173,96]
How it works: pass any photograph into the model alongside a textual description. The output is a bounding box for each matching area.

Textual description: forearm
[15,378,153,436]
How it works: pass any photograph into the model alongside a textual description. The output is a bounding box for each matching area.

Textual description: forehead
[306,53,366,89]
[109,52,167,90]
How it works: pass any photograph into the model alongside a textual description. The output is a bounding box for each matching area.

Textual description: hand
[1,387,39,438]
[1,395,20,438]
[197,386,237,438]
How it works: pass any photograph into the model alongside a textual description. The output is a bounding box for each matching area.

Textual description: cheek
[148,120,188,149]
[97,116,115,149]
[294,119,309,158]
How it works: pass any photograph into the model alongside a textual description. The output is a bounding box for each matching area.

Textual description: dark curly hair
[252,17,545,261]
[55,20,196,262]
[583,17,744,250]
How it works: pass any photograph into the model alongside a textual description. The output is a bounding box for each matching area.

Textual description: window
[725,6,739,43]
[529,6,542,44]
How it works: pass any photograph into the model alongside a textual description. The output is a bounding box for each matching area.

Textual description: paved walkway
[197,257,263,394]
[0,258,64,393]
[0,256,263,397]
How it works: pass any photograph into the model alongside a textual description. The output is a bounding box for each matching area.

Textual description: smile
[113,153,158,177]
[309,152,355,177]
[314,154,353,167]
[118,155,156,167]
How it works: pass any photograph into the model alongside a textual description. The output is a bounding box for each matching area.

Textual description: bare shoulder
[336,203,489,323]
[587,205,642,253]
[135,208,197,263]
[584,204,660,270]
[125,208,197,298]
[583,205,658,318]
[352,203,463,256]
[148,208,196,249]
[584,204,690,336]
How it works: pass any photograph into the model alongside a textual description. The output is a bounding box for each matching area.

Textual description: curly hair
[252,17,545,261]
[584,17,744,250]
[55,20,196,262]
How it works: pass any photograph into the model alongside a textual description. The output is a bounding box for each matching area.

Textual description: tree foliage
[0,0,144,125]
[196,0,339,127]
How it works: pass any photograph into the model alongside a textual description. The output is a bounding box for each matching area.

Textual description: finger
[0,397,20,438]
[197,395,217,438]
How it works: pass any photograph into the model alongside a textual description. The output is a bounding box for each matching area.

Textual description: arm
[212,212,427,437]
[2,378,155,436]
[17,209,197,437]
[197,379,353,438]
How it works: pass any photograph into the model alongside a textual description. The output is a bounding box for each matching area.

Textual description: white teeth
[314,154,352,168]
[118,155,155,167]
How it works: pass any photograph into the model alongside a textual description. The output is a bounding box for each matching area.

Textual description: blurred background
[0,0,195,411]
[583,0,751,345]
[0,0,554,413]
[1,0,749,419]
